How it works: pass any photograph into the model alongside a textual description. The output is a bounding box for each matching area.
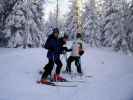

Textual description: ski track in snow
[0,47,133,100]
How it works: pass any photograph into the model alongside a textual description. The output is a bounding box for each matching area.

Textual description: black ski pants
[66,56,82,74]
[41,58,62,80]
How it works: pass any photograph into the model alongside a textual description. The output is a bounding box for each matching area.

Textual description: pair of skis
[37,75,93,87]
[37,80,79,87]
[38,70,93,87]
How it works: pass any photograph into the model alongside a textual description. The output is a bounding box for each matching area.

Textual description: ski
[53,84,77,87]
[37,80,77,87]
[51,80,86,83]
[85,75,93,78]
[37,80,56,86]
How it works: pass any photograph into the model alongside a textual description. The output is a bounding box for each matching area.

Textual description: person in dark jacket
[40,28,70,84]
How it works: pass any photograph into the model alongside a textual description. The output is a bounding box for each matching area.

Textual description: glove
[79,50,84,56]
[62,47,68,51]
[62,47,72,52]
[67,49,72,52]
[62,50,67,54]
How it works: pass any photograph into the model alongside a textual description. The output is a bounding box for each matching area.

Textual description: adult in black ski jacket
[41,28,70,83]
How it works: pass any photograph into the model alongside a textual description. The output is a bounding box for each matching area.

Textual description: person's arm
[62,47,72,52]
[44,38,56,51]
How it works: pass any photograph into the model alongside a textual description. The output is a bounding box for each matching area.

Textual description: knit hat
[76,33,82,38]
[53,28,59,34]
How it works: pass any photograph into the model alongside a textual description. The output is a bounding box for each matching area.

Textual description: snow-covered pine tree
[0,0,18,29]
[0,0,18,46]
[127,0,133,53]
[94,0,106,47]
[82,0,133,54]
[100,0,132,54]
[101,0,120,47]
[83,0,100,47]
[64,0,79,39]
[111,0,130,53]
[1,0,45,48]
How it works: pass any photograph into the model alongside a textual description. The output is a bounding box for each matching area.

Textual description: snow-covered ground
[0,47,133,100]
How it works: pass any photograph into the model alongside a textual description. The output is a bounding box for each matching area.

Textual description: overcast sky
[44,0,70,20]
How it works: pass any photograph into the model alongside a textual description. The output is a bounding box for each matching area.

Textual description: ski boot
[52,74,67,82]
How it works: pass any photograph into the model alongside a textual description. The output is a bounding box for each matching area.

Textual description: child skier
[65,33,84,75]
[40,28,70,84]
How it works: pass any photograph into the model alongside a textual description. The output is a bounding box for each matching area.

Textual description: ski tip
[36,80,56,86]
[36,80,78,87]
[85,75,93,78]
[37,80,41,84]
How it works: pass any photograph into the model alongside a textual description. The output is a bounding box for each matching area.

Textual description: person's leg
[41,59,54,80]
[66,56,74,73]
[54,58,63,75]
[53,58,67,81]
[75,57,82,74]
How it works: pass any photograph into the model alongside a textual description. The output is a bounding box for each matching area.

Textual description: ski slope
[0,47,133,100]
